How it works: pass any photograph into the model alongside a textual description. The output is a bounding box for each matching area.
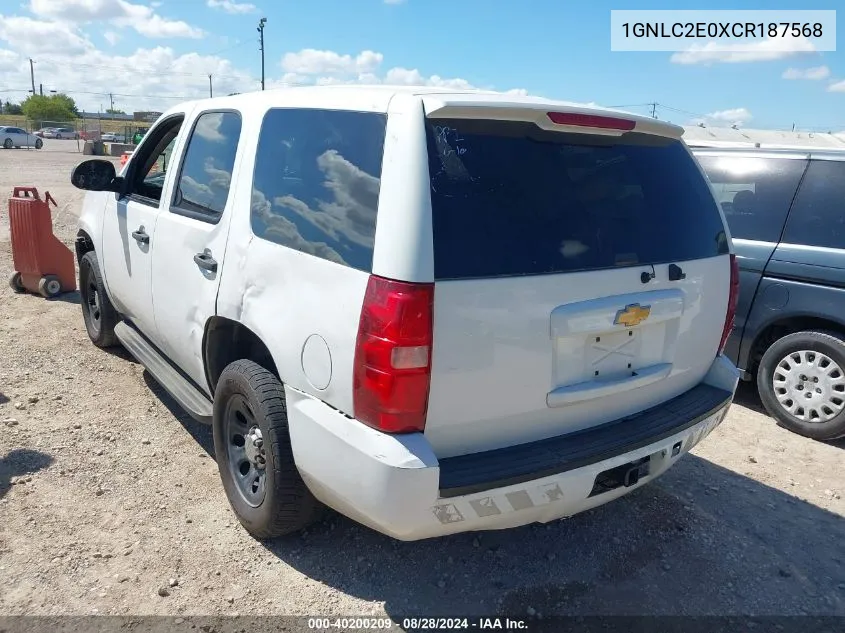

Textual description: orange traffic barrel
[8,187,76,298]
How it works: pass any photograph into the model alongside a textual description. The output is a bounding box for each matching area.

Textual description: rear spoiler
[422,96,684,140]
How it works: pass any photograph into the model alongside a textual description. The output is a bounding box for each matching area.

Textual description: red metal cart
[8,186,76,298]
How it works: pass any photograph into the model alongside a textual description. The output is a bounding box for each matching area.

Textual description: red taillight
[547,111,636,131]
[718,254,740,356]
[353,275,434,434]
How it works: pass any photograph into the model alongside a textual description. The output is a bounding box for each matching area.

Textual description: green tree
[21,93,79,122]
[106,108,126,114]
[2,101,23,115]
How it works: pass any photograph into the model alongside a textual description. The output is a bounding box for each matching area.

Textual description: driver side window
[126,116,183,206]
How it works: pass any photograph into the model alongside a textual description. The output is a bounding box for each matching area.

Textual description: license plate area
[589,456,651,497]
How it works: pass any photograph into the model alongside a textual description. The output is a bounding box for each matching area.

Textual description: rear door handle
[131,228,149,244]
[193,251,218,273]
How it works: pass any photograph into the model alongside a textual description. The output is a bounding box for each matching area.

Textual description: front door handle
[193,251,218,273]
[131,228,149,244]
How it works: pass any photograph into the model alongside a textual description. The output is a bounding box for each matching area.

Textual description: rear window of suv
[426,119,728,280]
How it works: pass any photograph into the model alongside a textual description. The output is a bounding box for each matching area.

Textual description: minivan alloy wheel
[772,349,845,423]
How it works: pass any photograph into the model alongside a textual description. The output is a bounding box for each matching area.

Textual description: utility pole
[257,17,267,90]
[208,74,213,98]
[29,58,36,95]
[109,93,114,112]
[650,102,657,119]
[39,83,43,96]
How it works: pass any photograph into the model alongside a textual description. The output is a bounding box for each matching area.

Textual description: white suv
[70,86,739,541]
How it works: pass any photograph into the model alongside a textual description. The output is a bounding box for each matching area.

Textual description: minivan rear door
[420,102,733,458]
[694,151,807,363]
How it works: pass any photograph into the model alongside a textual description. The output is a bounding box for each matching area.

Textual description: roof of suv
[167,85,684,139]
[692,146,845,162]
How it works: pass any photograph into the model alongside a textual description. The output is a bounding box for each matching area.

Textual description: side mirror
[71,159,122,192]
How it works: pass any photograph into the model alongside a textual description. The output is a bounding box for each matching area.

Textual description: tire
[9,272,25,294]
[79,251,119,347]
[757,330,845,440]
[213,359,322,539]
[38,275,62,298]
[56,134,63,140]
[3,138,11,149]
[35,138,43,150]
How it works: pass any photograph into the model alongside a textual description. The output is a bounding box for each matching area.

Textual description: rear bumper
[286,355,738,541]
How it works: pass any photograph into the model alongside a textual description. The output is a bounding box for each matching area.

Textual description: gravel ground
[1,141,844,621]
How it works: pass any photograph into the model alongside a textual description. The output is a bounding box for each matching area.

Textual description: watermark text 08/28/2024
[621,22,823,40]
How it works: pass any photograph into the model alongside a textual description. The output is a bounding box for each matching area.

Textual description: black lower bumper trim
[438,383,731,498]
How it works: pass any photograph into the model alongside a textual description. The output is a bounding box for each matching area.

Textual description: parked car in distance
[693,146,845,441]
[34,127,55,137]
[101,133,126,142]
[0,126,43,149]
[70,86,739,541]
[52,127,79,140]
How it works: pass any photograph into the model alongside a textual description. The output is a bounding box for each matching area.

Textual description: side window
[126,116,184,205]
[171,111,242,223]
[782,160,845,249]
[696,155,806,243]
[251,108,387,271]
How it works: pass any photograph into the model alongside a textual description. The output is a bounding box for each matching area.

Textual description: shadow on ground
[51,290,81,305]
[143,375,845,617]
[142,370,214,457]
[0,392,8,405]
[0,448,54,500]
[261,459,845,617]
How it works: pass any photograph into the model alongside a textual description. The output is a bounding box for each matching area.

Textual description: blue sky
[0,0,843,130]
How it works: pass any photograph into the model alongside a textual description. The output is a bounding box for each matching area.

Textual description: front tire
[3,138,11,149]
[213,359,322,539]
[35,138,43,150]
[757,330,845,440]
[79,251,119,347]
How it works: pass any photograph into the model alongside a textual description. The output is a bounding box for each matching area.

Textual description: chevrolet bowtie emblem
[613,303,651,328]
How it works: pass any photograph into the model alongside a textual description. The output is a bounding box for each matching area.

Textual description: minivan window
[172,111,242,223]
[782,160,845,249]
[251,108,387,271]
[696,155,807,243]
[426,119,728,280]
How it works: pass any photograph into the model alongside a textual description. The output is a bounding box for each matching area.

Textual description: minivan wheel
[79,251,119,347]
[757,331,845,440]
[213,359,322,539]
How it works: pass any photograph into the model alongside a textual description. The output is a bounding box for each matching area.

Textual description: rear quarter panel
[216,90,397,415]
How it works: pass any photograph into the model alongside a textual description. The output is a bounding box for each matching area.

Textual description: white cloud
[28,0,204,39]
[0,48,20,73]
[206,0,258,14]
[103,30,120,45]
[0,15,94,56]
[782,65,830,80]
[281,49,383,75]
[277,48,527,93]
[691,108,753,128]
[828,80,845,93]
[671,36,815,65]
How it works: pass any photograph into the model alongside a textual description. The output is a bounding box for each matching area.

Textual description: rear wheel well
[204,317,278,393]
[748,316,845,377]
[75,230,95,264]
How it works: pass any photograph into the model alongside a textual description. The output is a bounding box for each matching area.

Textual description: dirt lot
[1,141,844,620]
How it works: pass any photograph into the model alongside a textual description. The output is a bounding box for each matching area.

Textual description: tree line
[1,94,125,122]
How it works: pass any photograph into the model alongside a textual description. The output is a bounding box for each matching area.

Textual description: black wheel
[56,134,63,140]
[9,272,25,294]
[38,275,62,298]
[35,138,43,150]
[757,330,845,441]
[79,251,119,347]
[3,138,11,149]
[213,359,322,539]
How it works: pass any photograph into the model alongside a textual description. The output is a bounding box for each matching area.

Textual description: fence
[0,116,138,141]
